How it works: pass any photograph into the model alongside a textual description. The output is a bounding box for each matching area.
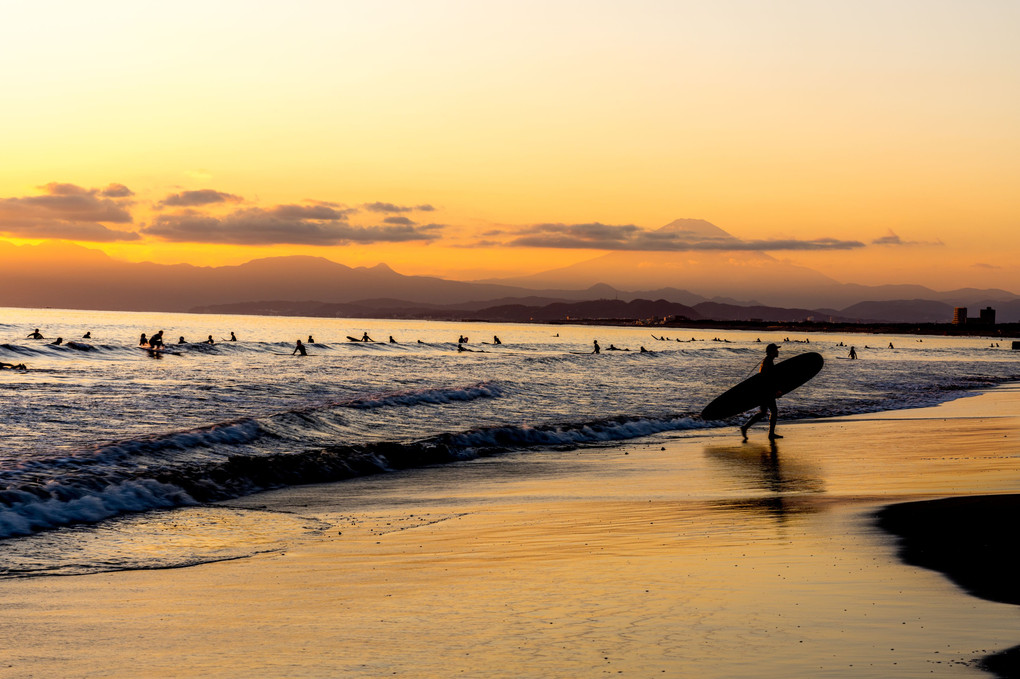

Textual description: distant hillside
[2,239,1018,320]
[839,299,955,324]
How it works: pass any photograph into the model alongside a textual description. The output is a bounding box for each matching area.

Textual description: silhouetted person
[888,342,894,349]
[308,335,315,343]
[204,335,215,344]
[293,339,306,356]
[848,346,857,360]
[493,335,502,345]
[593,340,600,354]
[741,343,781,441]
[139,333,148,346]
[28,329,44,339]
[640,346,648,353]
[178,336,187,344]
[1,362,28,370]
[389,336,397,343]
[83,331,91,339]
[230,332,237,341]
[51,337,63,346]
[361,332,372,342]
[150,331,164,349]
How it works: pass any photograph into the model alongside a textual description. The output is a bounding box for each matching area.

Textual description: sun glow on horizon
[1,1,1018,291]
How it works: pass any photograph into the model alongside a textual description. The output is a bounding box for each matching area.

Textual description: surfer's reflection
[703,442,824,523]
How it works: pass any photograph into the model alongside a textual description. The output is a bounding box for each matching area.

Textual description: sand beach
[2,385,1019,678]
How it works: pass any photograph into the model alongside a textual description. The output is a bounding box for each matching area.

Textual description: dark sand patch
[877,494,1020,678]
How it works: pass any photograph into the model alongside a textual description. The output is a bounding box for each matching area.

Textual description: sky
[1,0,1018,291]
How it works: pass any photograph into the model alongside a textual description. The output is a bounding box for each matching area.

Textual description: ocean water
[1,306,1017,576]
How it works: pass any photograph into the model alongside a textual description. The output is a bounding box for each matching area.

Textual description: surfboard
[700,352,824,420]
[347,336,374,342]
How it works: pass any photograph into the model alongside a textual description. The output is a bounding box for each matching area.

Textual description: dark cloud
[363,202,435,213]
[506,223,864,251]
[160,189,243,207]
[383,216,415,226]
[142,207,443,245]
[269,204,356,220]
[100,183,135,198]
[871,230,943,246]
[972,262,1001,270]
[0,182,139,241]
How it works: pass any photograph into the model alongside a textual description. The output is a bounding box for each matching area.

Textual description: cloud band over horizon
[1,183,941,254]
[503,223,866,251]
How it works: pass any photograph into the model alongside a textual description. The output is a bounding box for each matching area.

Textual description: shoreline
[2,386,1019,677]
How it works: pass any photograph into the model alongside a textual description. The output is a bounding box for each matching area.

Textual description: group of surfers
[13,327,837,442]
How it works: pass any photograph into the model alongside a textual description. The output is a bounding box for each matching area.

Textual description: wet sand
[2,386,1019,678]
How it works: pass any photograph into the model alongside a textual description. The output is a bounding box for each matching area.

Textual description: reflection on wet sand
[703,441,825,522]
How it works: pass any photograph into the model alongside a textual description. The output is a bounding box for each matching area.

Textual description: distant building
[979,306,996,325]
[952,307,968,325]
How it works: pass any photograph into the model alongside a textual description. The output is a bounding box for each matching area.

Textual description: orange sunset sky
[1,1,1018,291]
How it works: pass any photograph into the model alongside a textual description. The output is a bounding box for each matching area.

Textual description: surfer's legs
[741,405,768,440]
[766,399,782,439]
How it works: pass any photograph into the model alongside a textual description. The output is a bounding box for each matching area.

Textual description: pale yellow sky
[1,0,1018,290]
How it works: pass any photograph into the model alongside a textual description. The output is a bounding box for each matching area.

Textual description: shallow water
[2,306,1018,571]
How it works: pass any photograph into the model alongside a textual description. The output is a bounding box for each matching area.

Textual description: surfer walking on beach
[741,343,782,441]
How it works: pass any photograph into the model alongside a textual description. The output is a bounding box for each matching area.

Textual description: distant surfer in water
[230,332,237,342]
[178,336,187,344]
[361,332,373,342]
[308,335,315,343]
[492,335,501,345]
[83,331,91,339]
[150,331,165,349]
[292,339,307,356]
[139,333,148,346]
[389,336,397,343]
[204,335,215,344]
[740,343,782,441]
[592,339,600,354]
[28,329,44,339]
[50,337,63,346]
[848,346,857,360]
[1,361,28,370]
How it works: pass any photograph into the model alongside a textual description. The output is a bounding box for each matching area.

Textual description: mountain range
[2,223,1019,323]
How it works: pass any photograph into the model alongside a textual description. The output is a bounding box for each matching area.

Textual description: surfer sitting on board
[292,339,307,356]
[740,343,782,441]
[28,329,44,339]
